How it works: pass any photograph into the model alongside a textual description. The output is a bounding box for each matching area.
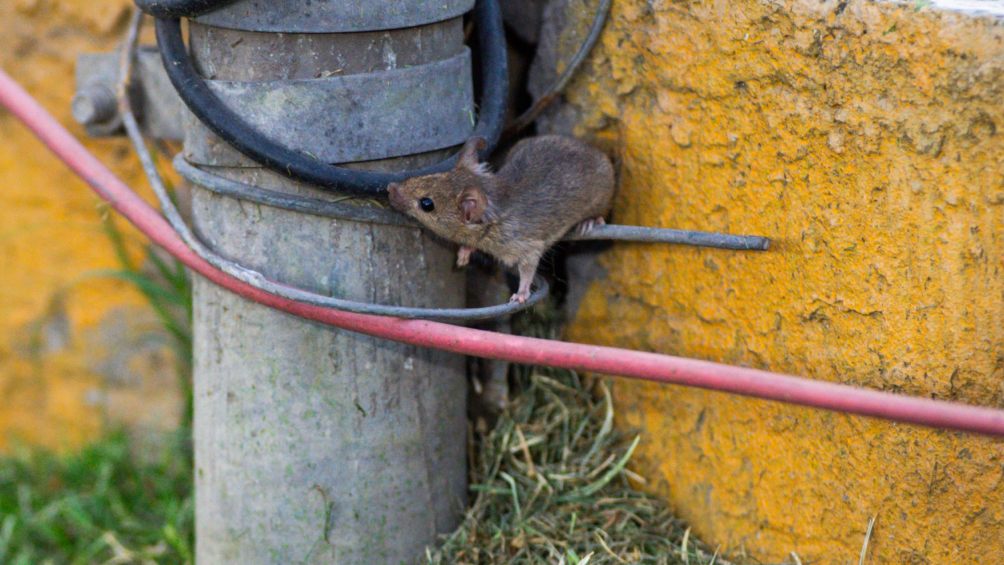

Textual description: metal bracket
[194,0,476,33]
[183,51,475,166]
[73,47,187,140]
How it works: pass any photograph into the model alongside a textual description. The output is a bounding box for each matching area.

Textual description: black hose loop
[147,1,508,196]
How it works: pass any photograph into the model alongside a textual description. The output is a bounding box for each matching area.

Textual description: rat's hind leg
[575,216,606,235]
[509,255,541,304]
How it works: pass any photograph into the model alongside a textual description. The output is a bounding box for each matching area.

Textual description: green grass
[0,432,194,565]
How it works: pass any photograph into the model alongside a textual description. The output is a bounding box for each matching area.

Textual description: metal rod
[565,224,770,250]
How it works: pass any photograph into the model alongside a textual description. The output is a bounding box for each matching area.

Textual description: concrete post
[181,4,472,563]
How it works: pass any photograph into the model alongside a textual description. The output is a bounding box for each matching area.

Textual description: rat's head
[387,137,496,235]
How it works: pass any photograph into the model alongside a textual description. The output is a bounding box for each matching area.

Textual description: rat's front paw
[509,291,529,304]
[456,246,474,267]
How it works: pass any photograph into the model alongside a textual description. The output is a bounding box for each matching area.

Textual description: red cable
[2,68,1003,438]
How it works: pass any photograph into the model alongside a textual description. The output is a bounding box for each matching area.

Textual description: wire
[118,13,548,322]
[171,157,415,228]
[503,0,612,139]
[3,68,1004,437]
[148,0,508,196]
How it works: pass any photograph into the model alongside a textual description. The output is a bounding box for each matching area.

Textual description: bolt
[71,85,118,126]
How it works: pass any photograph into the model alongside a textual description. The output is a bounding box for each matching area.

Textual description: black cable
[148,1,508,196]
[502,0,611,140]
[134,0,238,18]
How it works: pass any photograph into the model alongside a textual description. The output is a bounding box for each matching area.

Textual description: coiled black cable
[143,0,508,196]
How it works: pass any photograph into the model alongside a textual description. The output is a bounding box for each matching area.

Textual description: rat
[388,135,615,303]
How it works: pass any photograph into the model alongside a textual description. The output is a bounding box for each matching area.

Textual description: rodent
[388,135,615,303]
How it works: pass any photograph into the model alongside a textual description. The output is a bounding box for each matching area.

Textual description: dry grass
[427,368,726,565]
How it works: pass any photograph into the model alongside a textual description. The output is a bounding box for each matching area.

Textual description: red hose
[2,68,1003,438]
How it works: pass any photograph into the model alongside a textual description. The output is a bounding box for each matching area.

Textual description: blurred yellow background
[0,0,182,451]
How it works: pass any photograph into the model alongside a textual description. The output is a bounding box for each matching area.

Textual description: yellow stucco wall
[559,1,1004,562]
[0,0,181,451]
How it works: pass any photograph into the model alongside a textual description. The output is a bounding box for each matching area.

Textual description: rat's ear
[458,186,489,224]
[455,137,488,172]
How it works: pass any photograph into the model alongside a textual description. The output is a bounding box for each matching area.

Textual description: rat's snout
[387,182,406,212]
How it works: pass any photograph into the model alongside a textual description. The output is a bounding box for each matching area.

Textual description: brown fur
[388,135,616,302]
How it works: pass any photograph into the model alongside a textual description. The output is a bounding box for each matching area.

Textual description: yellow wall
[559,1,1004,562]
[0,0,181,451]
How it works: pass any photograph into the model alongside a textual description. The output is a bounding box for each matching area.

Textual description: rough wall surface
[0,0,181,451]
[542,0,1004,562]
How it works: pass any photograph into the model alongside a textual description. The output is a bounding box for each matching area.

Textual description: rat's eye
[419,197,435,212]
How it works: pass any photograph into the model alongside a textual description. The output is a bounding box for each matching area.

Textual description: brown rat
[388,135,615,303]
